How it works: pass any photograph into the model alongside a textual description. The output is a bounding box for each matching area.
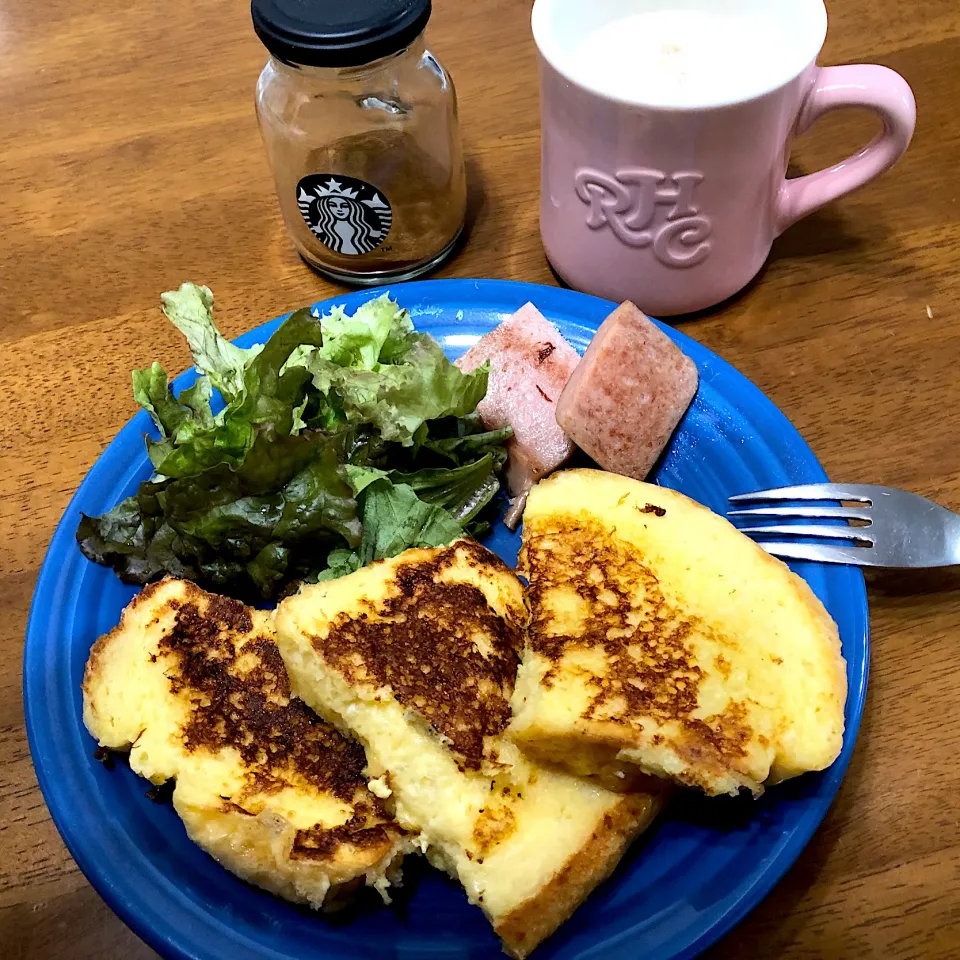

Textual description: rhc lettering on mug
[574,168,711,268]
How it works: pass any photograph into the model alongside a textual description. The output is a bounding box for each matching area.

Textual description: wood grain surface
[2,0,960,957]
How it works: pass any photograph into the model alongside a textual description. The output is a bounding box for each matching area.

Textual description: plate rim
[24,277,869,960]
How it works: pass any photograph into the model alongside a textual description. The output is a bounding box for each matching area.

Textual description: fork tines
[728,483,874,504]
[727,483,877,563]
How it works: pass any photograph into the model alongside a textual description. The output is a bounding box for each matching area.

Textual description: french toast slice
[507,470,847,797]
[275,540,661,959]
[82,579,410,908]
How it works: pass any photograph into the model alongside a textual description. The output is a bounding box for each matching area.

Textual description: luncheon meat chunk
[556,302,698,480]
[456,303,580,522]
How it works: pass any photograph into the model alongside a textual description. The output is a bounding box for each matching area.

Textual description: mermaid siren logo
[296,174,393,256]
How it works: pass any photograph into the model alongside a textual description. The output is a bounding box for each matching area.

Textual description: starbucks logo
[296,174,393,257]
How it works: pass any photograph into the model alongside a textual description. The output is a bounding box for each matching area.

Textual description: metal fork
[728,483,960,568]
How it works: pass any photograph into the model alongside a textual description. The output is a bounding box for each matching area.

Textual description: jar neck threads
[270,36,426,84]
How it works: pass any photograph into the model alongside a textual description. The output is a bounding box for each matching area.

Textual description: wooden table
[3,0,960,956]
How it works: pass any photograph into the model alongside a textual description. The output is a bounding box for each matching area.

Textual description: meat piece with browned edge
[556,302,698,480]
[456,303,580,526]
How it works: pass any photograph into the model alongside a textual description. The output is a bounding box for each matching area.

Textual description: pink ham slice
[556,301,698,480]
[456,303,580,527]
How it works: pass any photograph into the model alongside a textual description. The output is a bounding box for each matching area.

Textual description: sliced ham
[556,301,698,481]
[456,303,580,526]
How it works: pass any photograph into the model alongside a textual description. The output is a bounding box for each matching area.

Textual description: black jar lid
[252,0,431,68]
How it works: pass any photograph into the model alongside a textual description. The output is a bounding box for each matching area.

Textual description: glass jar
[252,0,467,285]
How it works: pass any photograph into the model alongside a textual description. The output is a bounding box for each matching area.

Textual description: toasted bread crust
[82,578,168,687]
[494,791,663,959]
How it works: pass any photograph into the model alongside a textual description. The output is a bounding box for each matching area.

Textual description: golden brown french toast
[275,540,661,958]
[507,470,847,797]
[82,579,410,908]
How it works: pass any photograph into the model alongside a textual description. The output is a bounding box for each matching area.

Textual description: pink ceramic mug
[533,0,917,316]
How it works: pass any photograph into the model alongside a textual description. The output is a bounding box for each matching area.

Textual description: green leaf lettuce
[77,284,510,600]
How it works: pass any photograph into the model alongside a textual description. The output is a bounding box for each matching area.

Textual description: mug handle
[775,64,917,236]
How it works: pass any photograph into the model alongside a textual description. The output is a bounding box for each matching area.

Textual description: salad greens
[77,283,510,601]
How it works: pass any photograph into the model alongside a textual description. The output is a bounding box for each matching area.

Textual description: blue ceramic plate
[25,279,867,960]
